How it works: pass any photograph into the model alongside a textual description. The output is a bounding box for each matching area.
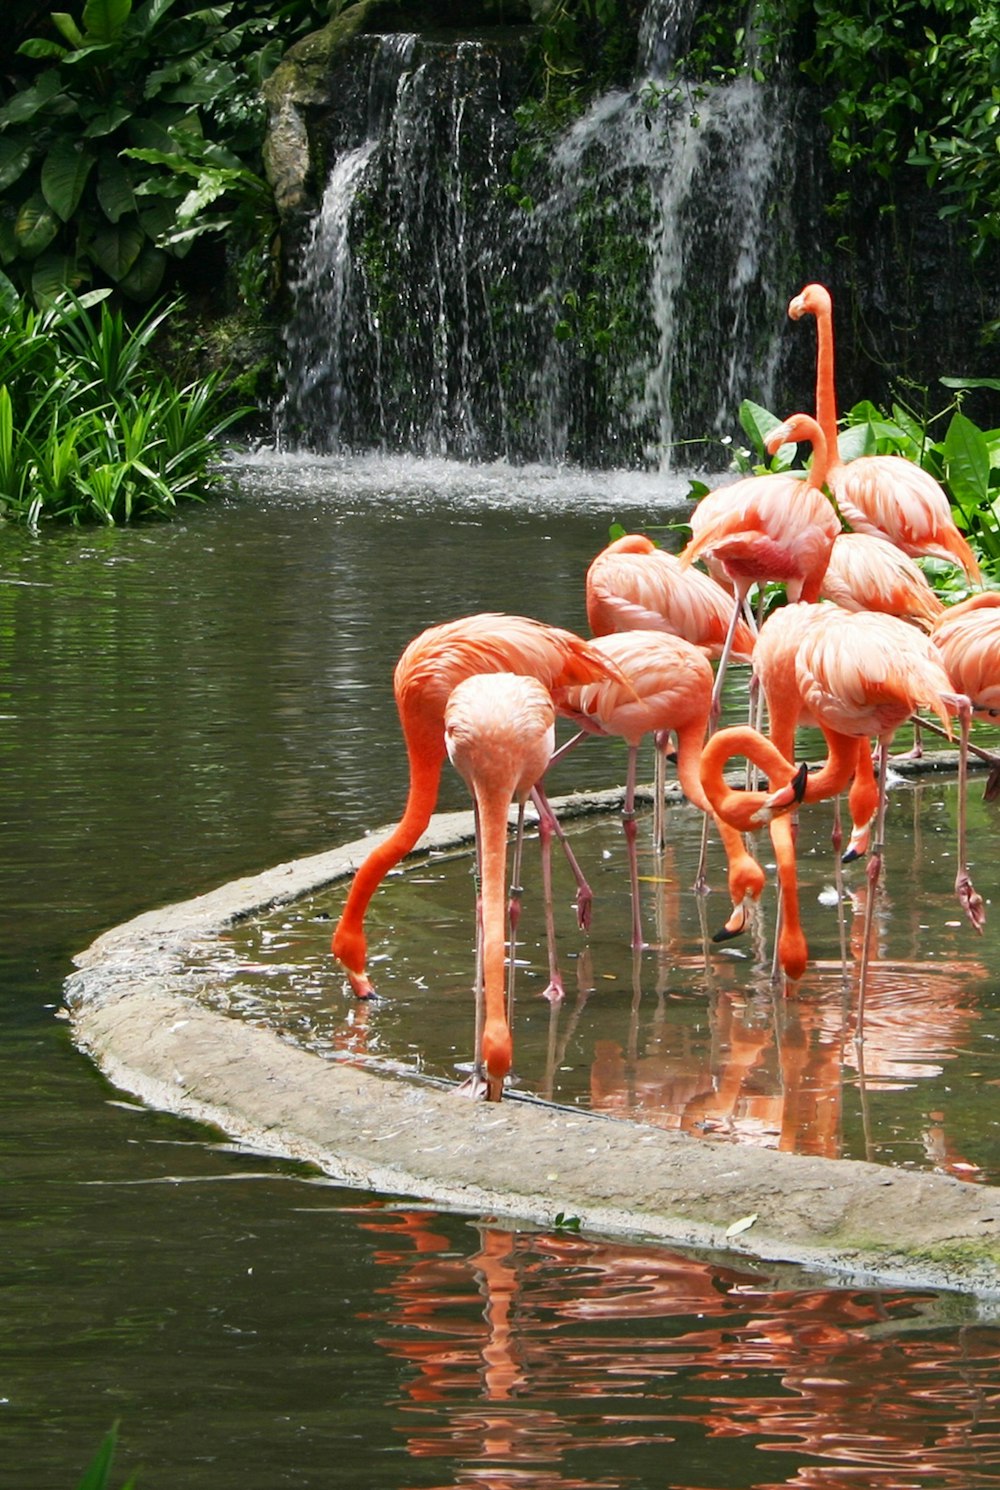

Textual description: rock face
[262,2,383,219]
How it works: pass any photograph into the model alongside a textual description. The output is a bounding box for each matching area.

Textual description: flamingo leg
[856,741,890,1041]
[954,702,986,932]
[622,745,644,951]
[505,800,527,1030]
[458,806,489,1099]
[710,583,753,725]
[534,796,567,1003]
[532,784,593,932]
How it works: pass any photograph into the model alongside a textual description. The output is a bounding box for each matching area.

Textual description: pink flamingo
[788,282,982,582]
[556,629,767,949]
[332,613,630,998]
[679,413,841,711]
[444,673,556,1101]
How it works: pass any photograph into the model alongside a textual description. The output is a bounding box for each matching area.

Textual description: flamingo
[754,601,877,862]
[678,413,842,712]
[788,282,982,582]
[819,532,946,631]
[931,590,1000,787]
[556,629,767,949]
[584,529,756,852]
[701,608,980,986]
[331,613,630,998]
[444,673,556,1101]
[932,592,1000,716]
[585,532,756,658]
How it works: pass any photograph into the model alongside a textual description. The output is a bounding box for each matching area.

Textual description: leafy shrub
[0,290,249,525]
[0,0,299,304]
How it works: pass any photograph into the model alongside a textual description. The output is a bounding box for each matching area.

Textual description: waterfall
[279,5,802,468]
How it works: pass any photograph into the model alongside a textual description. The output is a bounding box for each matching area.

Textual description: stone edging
[65,780,1000,1302]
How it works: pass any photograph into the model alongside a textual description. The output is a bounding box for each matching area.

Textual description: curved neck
[813,301,841,462]
[332,740,445,980]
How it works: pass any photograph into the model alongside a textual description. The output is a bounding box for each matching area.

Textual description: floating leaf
[725,1212,758,1238]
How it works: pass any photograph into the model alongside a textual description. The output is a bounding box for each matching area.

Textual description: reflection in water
[358,1209,1000,1489]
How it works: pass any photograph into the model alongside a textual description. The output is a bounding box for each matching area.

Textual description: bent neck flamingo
[444,673,556,1101]
[331,613,630,998]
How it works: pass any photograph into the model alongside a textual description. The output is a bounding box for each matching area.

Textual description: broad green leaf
[0,214,17,266]
[738,399,781,454]
[41,141,95,222]
[83,103,133,137]
[117,244,167,300]
[17,38,68,59]
[14,193,61,259]
[96,156,137,223]
[30,251,85,304]
[0,271,18,321]
[82,0,132,43]
[130,0,180,36]
[944,410,991,508]
[0,72,64,128]
[838,422,876,461]
[89,219,144,279]
[51,11,86,46]
[941,376,1000,392]
[126,116,177,153]
[0,136,34,192]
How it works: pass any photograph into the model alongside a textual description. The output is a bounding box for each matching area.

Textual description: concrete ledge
[65,783,1000,1301]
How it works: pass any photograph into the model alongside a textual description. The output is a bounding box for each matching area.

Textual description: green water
[3,453,1000,1487]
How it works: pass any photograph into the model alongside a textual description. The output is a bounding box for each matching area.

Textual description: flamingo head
[788,283,832,322]
[765,414,824,457]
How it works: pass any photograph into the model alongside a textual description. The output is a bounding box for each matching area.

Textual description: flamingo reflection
[353,1209,1000,1489]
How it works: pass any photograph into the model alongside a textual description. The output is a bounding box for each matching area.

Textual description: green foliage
[713,387,1000,582]
[75,1422,137,1490]
[0,0,307,303]
[527,0,634,107]
[0,290,249,525]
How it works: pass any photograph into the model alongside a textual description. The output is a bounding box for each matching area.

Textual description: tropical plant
[0,290,249,525]
[699,391,1000,584]
[0,0,291,303]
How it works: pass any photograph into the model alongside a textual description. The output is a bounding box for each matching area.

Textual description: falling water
[279,1,803,467]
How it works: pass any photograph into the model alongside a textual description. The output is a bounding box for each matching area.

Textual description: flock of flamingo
[331,283,1000,1103]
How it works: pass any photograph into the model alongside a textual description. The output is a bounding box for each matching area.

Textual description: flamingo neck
[699,726,799,830]
[813,303,841,462]
[476,783,514,1090]
[332,741,445,984]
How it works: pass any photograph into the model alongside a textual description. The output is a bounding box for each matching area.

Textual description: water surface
[3,453,1000,1486]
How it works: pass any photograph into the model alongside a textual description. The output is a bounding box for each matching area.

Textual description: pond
[4,452,1000,1487]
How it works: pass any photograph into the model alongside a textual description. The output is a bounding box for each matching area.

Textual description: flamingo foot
[541,976,566,1004]
[956,870,987,934]
[576,886,593,932]
[456,1067,489,1100]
